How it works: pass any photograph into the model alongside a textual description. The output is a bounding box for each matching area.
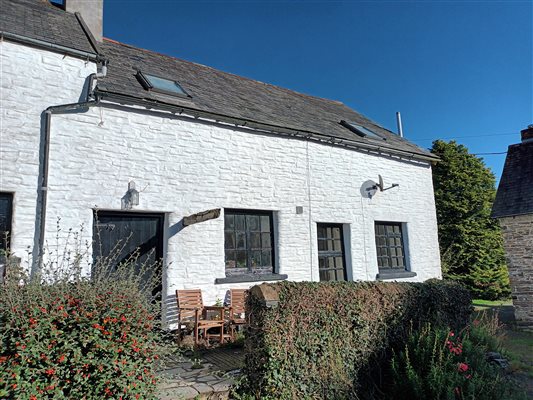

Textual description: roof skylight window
[340,120,384,140]
[137,71,189,97]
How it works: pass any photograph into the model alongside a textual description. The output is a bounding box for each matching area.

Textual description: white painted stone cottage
[0,0,441,320]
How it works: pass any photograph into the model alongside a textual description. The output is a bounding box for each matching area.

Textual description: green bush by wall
[238,280,472,400]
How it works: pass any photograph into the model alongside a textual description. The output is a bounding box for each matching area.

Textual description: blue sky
[104,0,532,180]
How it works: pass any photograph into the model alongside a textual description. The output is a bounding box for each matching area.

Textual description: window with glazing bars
[317,223,346,281]
[375,222,406,270]
[0,193,13,252]
[224,210,274,275]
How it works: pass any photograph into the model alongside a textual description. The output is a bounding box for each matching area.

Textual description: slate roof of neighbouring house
[1,0,437,161]
[0,0,97,54]
[492,140,533,218]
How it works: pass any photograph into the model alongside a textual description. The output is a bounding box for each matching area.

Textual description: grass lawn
[472,299,513,309]
[473,299,533,382]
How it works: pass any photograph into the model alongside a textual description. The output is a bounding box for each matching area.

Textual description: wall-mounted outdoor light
[121,181,140,210]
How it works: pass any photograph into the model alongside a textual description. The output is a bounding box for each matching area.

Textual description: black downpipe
[33,93,101,276]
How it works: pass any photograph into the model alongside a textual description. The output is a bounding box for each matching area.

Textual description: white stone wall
[1,42,442,323]
[0,41,97,262]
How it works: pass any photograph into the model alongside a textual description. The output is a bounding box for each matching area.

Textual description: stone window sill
[215,273,288,285]
[376,271,417,280]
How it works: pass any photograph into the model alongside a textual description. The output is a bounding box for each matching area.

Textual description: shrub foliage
[430,140,510,300]
[238,280,472,399]
[389,314,527,400]
[0,254,165,399]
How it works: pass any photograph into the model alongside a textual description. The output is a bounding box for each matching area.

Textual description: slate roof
[492,140,533,218]
[2,0,436,161]
[0,0,96,54]
[97,39,435,159]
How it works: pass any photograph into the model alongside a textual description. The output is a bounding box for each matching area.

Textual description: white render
[1,41,442,323]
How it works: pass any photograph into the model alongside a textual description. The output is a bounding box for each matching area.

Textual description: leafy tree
[430,140,510,300]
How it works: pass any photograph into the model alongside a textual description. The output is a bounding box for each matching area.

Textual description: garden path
[157,347,244,400]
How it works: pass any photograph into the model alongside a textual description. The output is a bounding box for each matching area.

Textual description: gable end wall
[499,214,533,329]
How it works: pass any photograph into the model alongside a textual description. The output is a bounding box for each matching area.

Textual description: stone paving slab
[156,347,244,400]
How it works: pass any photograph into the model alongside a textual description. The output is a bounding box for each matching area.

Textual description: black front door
[93,211,164,297]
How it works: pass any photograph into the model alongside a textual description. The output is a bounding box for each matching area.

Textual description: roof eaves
[95,89,440,163]
[0,30,101,62]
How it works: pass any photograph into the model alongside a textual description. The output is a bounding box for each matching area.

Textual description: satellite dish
[378,175,384,191]
[360,176,400,199]
[361,179,378,199]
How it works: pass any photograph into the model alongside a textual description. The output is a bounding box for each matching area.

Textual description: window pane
[332,227,340,239]
[224,214,234,230]
[335,256,344,269]
[319,269,329,281]
[251,251,261,267]
[225,251,236,268]
[333,239,342,251]
[260,216,270,232]
[144,73,187,96]
[247,215,260,231]
[236,232,246,249]
[235,215,245,230]
[261,250,272,267]
[225,232,235,249]
[261,233,271,248]
[336,268,345,281]
[318,239,326,251]
[250,232,261,249]
[236,251,246,268]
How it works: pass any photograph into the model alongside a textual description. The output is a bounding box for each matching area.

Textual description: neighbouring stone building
[492,125,533,330]
[0,0,442,326]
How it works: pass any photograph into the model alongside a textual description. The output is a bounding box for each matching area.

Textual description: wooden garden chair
[176,289,226,345]
[228,288,248,341]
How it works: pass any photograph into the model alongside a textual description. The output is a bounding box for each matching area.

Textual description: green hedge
[238,280,472,399]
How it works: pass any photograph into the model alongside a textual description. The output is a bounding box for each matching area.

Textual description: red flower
[465,374,472,379]
[458,363,469,373]
[30,396,37,400]
[45,368,55,376]
[58,355,66,363]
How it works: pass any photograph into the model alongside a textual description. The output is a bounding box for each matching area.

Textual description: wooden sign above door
[183,208,221,227]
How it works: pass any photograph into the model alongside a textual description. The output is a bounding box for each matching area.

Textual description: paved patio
[157,347,245,400]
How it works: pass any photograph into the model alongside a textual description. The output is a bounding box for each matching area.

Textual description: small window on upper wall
[0,193,13,253]
[136,71,189,97]
[340,120,385,140]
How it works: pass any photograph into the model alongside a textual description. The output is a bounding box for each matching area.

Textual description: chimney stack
[521,124,533,143]
[65,0,103,42]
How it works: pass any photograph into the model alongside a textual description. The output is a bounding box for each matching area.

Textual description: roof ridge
[102,37,346,107]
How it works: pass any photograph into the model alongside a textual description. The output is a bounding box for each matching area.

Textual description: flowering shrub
[388,315,527,400]
[0,248,169,399]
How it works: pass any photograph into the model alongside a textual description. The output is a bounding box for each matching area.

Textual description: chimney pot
[521,125,533,143]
